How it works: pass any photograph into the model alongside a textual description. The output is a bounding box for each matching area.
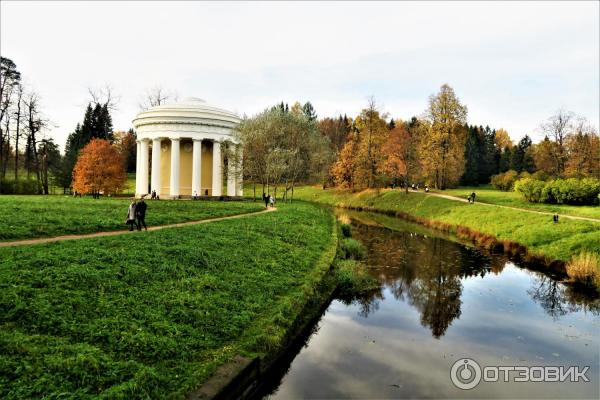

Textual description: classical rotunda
[133,97,242,199]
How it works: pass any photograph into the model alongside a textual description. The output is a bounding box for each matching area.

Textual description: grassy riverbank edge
[187,206,340,399]
[293,187,600,292]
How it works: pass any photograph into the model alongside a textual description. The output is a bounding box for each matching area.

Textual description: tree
[533,137,560,175]
[12,84,23,180]
[420,84,468,189]
[22,91,46,190]
[461,125,482,184]
[72,139,126,196]
[510,135,535,173]
[0,57,21,178]
[318,115,351,153]
[494,128,513,150]
[236,105,327,201]
[37,138,62,194]
[114,129,137,173]
[138,85,177,110]
[380,121,419,192]
[62,99,115,190]
[354,97,388,188]
[302,101,317,121]
[565,120,599,178]
[540,109,575,175]
[498,146,512,173]
[330,132,360,189]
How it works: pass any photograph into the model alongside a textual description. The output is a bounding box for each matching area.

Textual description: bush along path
[0,208,276,248]
[426,191,600,223]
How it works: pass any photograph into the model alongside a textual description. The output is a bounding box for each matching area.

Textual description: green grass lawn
[0,202,336,399]
[293,186,599,263]
[436,185,600,220]
[0,195,264,241]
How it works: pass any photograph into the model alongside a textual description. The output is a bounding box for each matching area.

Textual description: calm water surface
[262,211,600,399]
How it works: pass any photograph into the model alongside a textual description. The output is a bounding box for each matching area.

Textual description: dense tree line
[321,85,599,191]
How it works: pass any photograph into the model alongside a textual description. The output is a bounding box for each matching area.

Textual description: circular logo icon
[450,358,482,390]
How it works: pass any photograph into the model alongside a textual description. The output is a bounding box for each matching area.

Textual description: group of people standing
[262,192,275,208]
[126,198,148,231]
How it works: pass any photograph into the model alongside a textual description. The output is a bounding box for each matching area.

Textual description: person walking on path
[263,192,269,208]
[125,200,137,231]
[269,194,275,208]
[136,198,148,231]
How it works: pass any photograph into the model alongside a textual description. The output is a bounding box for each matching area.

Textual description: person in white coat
[125,200,137,231]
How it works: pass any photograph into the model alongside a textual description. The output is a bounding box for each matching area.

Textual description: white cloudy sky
[2,1,598,149]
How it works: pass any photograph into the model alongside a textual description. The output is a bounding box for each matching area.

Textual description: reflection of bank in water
[258,210,599,400]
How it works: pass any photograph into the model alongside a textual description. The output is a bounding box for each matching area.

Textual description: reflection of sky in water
[266,219,599,399]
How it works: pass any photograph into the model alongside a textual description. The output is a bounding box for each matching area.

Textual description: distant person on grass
[136,198,148,231]
[553,214,559,224]
[269,195,275,208]
[263,192,269,208]
[126,200,137,231]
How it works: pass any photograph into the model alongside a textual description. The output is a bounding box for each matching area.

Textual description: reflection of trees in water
[528,275,600,320]
[349,224,494,338]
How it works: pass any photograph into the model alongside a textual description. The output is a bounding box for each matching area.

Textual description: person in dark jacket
[263,192,269,208]
[136,198,148,231]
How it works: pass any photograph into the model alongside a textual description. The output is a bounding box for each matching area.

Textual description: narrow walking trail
[0,207,277,248]
[425,191,600,223]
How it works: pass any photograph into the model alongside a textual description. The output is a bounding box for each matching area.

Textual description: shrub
[566,252,600,289]
[516,177,600,205]
[340,238,366,260]
[340,223,352,238]
[490,170,519,191]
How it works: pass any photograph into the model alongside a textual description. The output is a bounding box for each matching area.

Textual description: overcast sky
[2,1,598,149]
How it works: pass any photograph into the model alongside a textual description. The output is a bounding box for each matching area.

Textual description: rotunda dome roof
[132,97,240,129]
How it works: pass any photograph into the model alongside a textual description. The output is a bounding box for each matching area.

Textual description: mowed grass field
[293,186,599,263]
[0,202,336,399]
[436,185,600,220]
[0,195,264,241]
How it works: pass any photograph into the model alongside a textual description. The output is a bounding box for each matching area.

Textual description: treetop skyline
[1,1,598,148]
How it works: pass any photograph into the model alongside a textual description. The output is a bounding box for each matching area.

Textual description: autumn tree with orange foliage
[72,138,127,196]
[380,121,420,193]
[330,132,360,189]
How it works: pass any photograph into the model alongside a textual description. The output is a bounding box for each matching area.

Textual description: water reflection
[261,212,600,399]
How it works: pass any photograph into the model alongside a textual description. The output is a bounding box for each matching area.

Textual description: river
[259,210,600,399]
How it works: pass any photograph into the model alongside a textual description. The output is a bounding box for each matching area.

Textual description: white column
[170,138,180,198]
[191,139,202,197]
[226,143,236,197]
[151,138,162,197]
[212,140,222,197]
[139,139,150,196]
[236,145,243,197]
[135,140,141,196]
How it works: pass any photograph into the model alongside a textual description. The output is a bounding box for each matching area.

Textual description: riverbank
[0,202,337,399]
[293,186,600,291]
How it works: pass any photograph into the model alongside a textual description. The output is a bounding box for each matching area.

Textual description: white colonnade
[136,138,242,199]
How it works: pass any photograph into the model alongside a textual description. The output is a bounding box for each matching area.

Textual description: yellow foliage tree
[72,138,127,196]
[419,84,468,189]
[353,98,389,188]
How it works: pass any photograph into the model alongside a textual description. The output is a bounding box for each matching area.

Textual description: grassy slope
[0,202,336,399]
[438,185,600,220]
[0,195,264,241]
[293,186,599,263]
